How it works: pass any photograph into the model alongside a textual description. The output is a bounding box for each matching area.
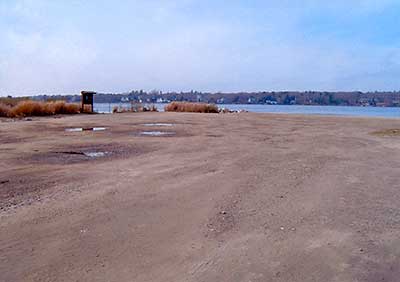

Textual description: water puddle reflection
[142,123,174,127]
[83,152,108,158]
[139,131,175,136]
[65,127,107,132]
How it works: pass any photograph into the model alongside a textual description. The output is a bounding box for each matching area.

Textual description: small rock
[280,226,285,231]
[291,227,296,231]
[221,211,227,215]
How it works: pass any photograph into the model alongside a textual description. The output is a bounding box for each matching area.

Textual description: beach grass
[164,102,219,113]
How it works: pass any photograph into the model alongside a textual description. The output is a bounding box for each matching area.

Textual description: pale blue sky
[1,0,400,95]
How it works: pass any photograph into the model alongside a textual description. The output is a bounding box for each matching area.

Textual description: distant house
[359,98,370,106]
[248,97,257,104]
[217,97,225,104]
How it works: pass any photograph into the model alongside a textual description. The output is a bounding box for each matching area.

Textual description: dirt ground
[1,112,400,282]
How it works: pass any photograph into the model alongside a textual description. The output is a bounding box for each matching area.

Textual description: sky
[1,0,400,96]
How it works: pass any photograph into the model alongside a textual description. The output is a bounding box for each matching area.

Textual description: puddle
[57,151,108,158]
[83,152,108,158]
[28,144,153,165]
[92,127,107,131]
[142,123,174,127]
[65,127,107,132]
[139,131,175,136]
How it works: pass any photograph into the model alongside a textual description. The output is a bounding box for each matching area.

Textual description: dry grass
[164,102,219,113]
[0,97,30,107]
[50,101,80,114]
[0,103,12,117]
[371,129,400,137]
[0,101,80,118]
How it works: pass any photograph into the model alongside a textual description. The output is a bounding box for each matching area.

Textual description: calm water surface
[94,103,400,118]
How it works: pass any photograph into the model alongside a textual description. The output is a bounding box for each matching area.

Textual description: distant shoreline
[93,103,400,118]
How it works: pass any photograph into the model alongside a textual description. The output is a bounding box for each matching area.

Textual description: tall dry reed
[164,102,219,113]
[0,100,80,118]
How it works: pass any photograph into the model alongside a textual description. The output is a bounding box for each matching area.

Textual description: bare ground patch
[0,169,65,211]
[206,195,242,239]
[0,134,27,144]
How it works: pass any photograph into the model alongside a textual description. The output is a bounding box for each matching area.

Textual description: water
[139,131,175,136]
[83,152,107,158]
[142,123,173,127]
[222,104,400,118]
[56,150,108,159]
[94,103,400,118]
[65,127,107,132]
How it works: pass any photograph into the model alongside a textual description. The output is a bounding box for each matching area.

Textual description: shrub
[113,103,158,113]
[164,102,219,113]
[143,104,158,112]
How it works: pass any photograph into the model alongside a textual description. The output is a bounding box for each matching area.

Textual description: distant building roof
[81,91,96,95]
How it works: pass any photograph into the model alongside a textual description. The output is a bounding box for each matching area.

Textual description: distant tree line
[26,90,400,107]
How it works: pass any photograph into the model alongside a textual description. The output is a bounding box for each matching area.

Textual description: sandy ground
[1,112,400,282]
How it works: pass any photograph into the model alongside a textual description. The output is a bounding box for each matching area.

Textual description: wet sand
[1,112,400,282]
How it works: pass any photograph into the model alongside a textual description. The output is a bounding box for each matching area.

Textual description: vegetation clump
[371,129,400,137]
[0,100,80,118]
[164,102,219,113]
[113,102,158,113]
